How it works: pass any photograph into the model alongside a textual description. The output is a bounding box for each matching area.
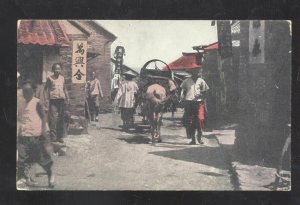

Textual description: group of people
[112,68,209,145]
[17,63,69,188]
[84,70,138,129]
[16,62,209,188]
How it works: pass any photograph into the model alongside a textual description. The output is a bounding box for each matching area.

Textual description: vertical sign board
[113,46,125,75]
[72,40,87,83]
[249,20,265,64]
[217,20,233,59]
[249,21,267,125]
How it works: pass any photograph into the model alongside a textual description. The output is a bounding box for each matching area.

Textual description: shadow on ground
[198,171,225,177]
[163,117,182,121]
[164,123,184,130]
[117,133,194,149]
[149,146,229,170]
[118,135,151,144]
[117,133,192,146]
[101,127,122,131]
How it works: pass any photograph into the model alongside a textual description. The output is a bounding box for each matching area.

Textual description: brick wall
[77,21,114,112]
[57,20,116,116]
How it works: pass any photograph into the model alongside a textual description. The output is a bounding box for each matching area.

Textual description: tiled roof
[164,53,202,71]
[163,43,218,71]
[18,20,70,46]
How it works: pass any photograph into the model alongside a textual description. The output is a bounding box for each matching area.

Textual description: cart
[134,59,175,133]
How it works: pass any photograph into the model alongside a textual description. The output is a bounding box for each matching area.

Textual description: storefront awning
[163,53,201,71]
[163,42,219,71]
[18,20,70,46]
[204,42,218,51]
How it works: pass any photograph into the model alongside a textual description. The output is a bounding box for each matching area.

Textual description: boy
[17,81,55,188]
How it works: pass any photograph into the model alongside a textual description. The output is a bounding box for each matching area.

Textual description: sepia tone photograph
[16,20,291,191]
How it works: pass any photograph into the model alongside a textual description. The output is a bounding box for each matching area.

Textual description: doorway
[18,45,43,87]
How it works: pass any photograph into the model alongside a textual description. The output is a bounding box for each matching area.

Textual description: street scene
[17,20,291,191]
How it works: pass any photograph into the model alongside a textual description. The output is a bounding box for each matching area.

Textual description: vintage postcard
[16,20,291,191]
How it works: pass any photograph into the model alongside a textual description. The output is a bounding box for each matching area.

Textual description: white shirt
[111,74,120,90]
[89,78,103,97]
[47,75,66,99]
[116,80,138,108]
[180,77,209,101]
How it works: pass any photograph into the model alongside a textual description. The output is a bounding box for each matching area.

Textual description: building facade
[17,20,116,116]
[234,20,291,166]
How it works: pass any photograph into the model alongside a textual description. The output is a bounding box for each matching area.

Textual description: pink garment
[18,97,42,136]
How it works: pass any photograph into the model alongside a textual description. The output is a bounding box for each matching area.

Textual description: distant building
[111,58,139,77]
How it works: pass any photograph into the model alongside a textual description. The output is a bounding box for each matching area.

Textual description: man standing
[180,69,209,145]
[86,71,103,121]
[114,71,138,130]
[111,73,120,102]
[45,63,69,143]
[17,81,54,188]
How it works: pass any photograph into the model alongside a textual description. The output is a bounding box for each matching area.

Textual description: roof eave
[90,21,117,42]
[67,20,91,37]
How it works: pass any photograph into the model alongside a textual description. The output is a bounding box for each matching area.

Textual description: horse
[141,79,177,143]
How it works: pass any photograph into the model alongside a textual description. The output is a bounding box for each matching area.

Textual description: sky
[97,20,217,71]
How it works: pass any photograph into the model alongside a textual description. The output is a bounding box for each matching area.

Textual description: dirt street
[26,111,234,190]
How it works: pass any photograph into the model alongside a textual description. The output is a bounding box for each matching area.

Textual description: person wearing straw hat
[114,70,138,130]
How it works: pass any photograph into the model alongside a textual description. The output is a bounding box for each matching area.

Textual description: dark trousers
[17,136,53,180]
[111,89,118,102]
[49,99,65,141]
[88,95,99,120]
[120,107,135,127]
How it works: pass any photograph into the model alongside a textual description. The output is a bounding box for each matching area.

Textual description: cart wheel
[140,59,172,79]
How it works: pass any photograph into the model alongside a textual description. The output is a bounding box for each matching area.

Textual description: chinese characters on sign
[217,20,232,59]
[113,46,125,74]
[249,20,265,64]
[72,40,87,83]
